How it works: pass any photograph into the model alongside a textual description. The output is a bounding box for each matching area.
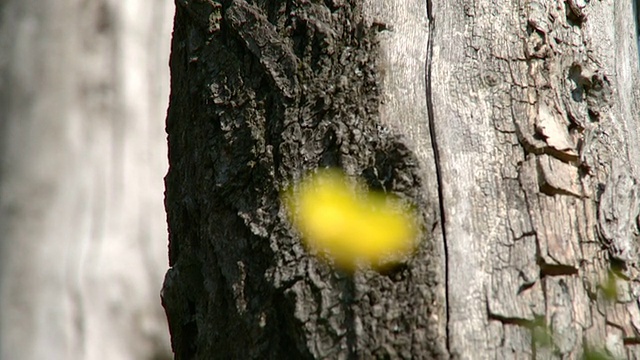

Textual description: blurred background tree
[0,1,174,359]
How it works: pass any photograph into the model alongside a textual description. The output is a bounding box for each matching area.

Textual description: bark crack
[344,278,358,360]
[424,0,449,355]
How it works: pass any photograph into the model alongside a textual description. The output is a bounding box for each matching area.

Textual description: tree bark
[0,1,173,359]
[163,0,640,359]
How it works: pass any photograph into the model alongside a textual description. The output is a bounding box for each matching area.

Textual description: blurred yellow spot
[284,169,418,271]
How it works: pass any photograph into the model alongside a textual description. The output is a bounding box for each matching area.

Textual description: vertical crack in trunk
[424,0,449,355]
[344,277,358,359]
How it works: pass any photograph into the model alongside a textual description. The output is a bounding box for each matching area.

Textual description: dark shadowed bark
[163,0,640,359]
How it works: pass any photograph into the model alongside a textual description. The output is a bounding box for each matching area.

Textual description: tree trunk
[163,0,640,358]
[0,1,173,359]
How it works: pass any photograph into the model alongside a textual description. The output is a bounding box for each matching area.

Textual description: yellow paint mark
[284,168,418,271]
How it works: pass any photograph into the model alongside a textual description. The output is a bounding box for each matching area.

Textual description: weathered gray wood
[429,0,640,358]
[0,1,173,359]
[361,0,448,354]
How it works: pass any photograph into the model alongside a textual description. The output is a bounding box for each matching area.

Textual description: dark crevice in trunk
[343,277,358,360]
[424,0,448,355]
[273,290,312,359]
[538,262,579,277]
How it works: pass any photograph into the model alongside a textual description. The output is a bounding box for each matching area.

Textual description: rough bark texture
[163,0,445,358]
[0,1,173,359]
[163,0,640,359]
[431,0,640,358]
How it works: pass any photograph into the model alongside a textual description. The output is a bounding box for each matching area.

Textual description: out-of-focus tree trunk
[0,1,173,359]
[163,0,640,359]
